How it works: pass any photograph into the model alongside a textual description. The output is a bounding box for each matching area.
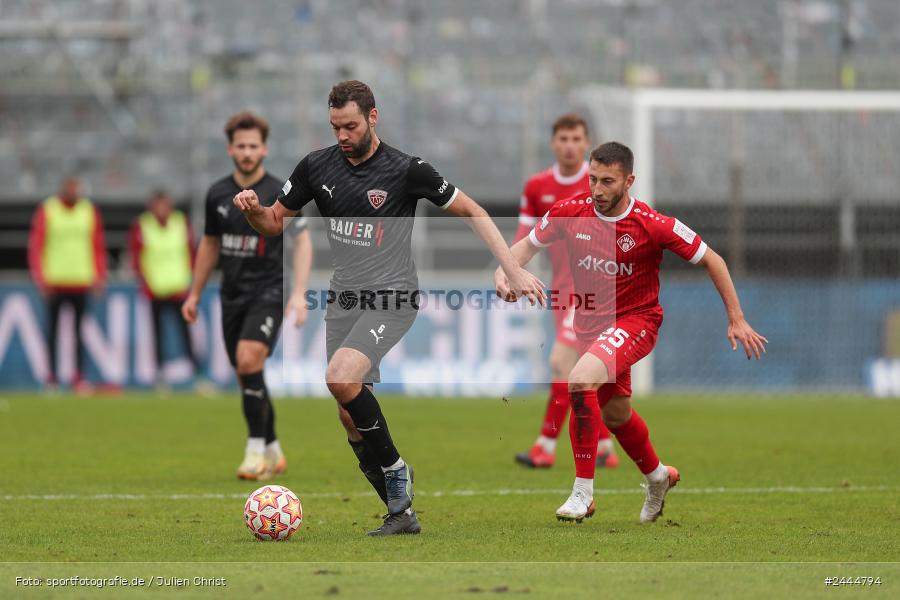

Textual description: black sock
[349,438,388,506]
[239,371,270,440]
[343,386,400,468]
[265,399,277,444]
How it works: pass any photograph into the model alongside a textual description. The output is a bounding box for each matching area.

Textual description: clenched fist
[233,189,265,215]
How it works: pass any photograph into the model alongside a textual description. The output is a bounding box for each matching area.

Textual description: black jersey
[277,142,457,291]
[204,172,307,305]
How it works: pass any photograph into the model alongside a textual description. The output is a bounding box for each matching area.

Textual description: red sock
[594,388,612,442]
[610,409,660,475]
[569,390,601,479]
[540,381,570,438]
[596,414,611,442]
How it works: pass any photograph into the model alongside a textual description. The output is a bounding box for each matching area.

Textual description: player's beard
[342,126,373,159]
[593,187,626,216]
[233,155,264,177]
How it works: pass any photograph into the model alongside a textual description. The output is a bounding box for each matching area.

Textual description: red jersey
[529,195,707,338]
[515,162,589,296]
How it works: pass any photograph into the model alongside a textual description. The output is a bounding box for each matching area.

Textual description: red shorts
[553,304,579,348]
[576,313,660,399]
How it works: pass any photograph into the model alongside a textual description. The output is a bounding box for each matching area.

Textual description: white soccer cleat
[265,448,287,475]
[237,451,271,481]
[640,465,680,523]
[555,488,596,523]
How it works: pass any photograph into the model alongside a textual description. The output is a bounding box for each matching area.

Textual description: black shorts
[221,300,284,367]
[325,302,417,384]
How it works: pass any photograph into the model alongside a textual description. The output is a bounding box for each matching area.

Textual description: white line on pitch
[1,485,895,502]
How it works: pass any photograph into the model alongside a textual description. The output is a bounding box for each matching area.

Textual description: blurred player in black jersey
[234,81,545,536]
[181,111,312,480]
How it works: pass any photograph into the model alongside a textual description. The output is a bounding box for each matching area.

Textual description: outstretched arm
[445,191,546,306]
[494,238,543,301]
[697,248,768,360]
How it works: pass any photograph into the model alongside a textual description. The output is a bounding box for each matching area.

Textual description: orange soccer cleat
[237,451,272,481]
[266,450,288,476]
[596,447,620,469]
[515,443,556,468]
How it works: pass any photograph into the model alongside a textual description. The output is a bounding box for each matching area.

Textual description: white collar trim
[593,196,635,222]
[551,161,588,186]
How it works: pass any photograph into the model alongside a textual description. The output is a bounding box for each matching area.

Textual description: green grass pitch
[0,391,897,598]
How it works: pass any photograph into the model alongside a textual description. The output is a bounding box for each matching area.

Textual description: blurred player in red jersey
[497,142,767,523]
[513,114,618,470]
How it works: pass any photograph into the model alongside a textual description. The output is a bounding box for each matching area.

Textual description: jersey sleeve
[285,210,309,236]
[406,158,458,209]
[203,189,220,237]
[653,214,707,264]
[278,155,315,211]
[514,177,540,242]
[528,204,566,248]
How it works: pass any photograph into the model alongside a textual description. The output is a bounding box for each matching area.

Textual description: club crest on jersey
[367,189,388,210]
[617,233,636,253]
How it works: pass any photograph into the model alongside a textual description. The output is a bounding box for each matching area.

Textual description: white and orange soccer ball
[243,484,303,541]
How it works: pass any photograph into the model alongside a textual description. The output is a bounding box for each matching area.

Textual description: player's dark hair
[590,141,634,174]
[552,113,590,137]
[329,80,376,116]
[224,111,269,143]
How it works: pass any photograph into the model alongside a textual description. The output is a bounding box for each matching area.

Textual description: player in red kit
[496,142,767,523]
[513,114,618,470]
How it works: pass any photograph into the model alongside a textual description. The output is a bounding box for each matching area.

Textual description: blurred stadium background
[2,0,900,395]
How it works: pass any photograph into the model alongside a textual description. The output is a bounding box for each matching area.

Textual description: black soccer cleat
[383,463,414,515]
[367,510,421,536]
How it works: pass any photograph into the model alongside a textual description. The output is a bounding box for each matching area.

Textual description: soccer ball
[243,484,303,541]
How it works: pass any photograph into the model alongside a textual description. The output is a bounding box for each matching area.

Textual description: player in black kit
[182,111,312,480]
[234,81,544,536]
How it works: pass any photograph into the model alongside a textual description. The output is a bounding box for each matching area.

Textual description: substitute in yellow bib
[28,176,107,393]
[129,190,200,385]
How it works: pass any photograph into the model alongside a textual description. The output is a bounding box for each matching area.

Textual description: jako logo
[576,254,633,275]
[575,232,592,241]
[438,179,449,194]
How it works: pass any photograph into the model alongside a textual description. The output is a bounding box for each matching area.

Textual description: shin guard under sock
[349,438,388,506]
[239,371,270,440]
[343,386,401,468]
[568,390,601,479]
[540,381,571,438]
[610,409,660,475]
